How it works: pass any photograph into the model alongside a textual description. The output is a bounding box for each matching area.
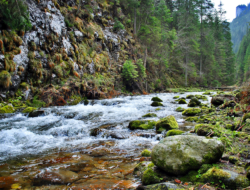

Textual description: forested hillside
[230,4,250,54]
[235,28,250,84]
[0,0,235,105]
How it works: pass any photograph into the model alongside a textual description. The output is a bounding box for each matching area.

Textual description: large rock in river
[155,115,178,133]
[151,135,224,175]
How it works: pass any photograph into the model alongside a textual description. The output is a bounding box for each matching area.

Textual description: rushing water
[0,92,212,189]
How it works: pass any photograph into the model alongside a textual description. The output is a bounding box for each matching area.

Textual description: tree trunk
[185,52,188,87]
[134,8,137,36]
[143,48,147,68]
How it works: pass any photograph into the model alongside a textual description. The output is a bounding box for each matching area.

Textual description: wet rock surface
[151,135,224,175]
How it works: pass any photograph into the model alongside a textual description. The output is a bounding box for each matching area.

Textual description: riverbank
[1,89,249,190]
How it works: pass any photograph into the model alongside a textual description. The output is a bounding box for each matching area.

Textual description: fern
[122,60,138,81]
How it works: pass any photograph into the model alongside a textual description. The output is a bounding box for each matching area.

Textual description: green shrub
[113,18,125,31]
[0,0,32,31]
[122,60,138,81]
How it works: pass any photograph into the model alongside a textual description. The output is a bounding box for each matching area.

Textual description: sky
[212,0,250,22]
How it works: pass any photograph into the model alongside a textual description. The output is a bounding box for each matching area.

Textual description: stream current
[0,92,212,189]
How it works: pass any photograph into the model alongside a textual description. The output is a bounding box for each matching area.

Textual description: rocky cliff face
[0,0,140,105]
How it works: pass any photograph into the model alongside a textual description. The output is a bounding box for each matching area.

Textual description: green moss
[20,82,29,89]
[173,96,180,99]
[186,95,195,99]
[69,95,82,105]
[0,70,12,88]
[0,105,15,114]
[243,113,250,122]
[195,95,208,100]
[155,108,161,111]
[142,168,161,185]
[247,167,250,179]
[128,120,156,130]
[22,107,37,113]
[182,108,201,116]
[142,113,157,118]
[151,102,163,107]
[201,167,230,182]
[229,156,239,164]
[199,164,213,174]
[180,170,199,183]
[176,107,185,112]
[194,124,222,137]
[203,91,212,95]
[141,149,151,157]
[188,98,201,107]
[226,124,233,130]
[178,99,187,104]
[185,117,198,122]
[151,97,163,102]
[166,129,184,137]
[156,115,178,133]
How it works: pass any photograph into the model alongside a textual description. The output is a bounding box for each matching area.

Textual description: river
[0,92,212,189]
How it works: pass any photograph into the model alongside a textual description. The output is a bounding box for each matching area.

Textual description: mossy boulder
[176,107,185,112]
[156,115,178,133]
[178,99,187,104]
[221,100,237,109]
[151,97,163,102]
[151,135,224,175]
[203,91,212,95]
[188,98,201,107]
[182,108,201,116]
[195,95,208,100]
[194,124,222,137]
[22,107,37,113]
[142,113,157,118]
[185,117,198,122]
[173,96,179,99]
[142,168,161,185]
[151,102,163,107]
[128,120,156,130]
[0,104,15,114]
[229,156,239,164]
[211,94,235,106]
[186,95,195,99]
[201,168,249,189]
[141,149,151,157]
[165,129,184,137]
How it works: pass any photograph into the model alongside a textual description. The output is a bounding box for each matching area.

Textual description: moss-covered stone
[229,156,239,164]
[195,95,208,100]
[185,117,198,122]
[142,168,161,185]
[0,104,15,114]
[128,120,156,130]
[22,107,37,113]
[165,129,184,137]
[173,96,179,99]
[151,97,163,102]
[188,98,201,107]
[203,91,212,95]
[156,115,178,133]
[176,107,185,112]
[155,108,161,111]
[180,170,199,183]
[151,102,163,107]
[141,149,151,157]
[182,108,201,116]
[142,113,157,118]
[186,95,195,99]
[243,113,250,122]
[178,99,187,104]
[201,168,249,189]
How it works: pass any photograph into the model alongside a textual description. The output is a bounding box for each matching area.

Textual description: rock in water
[151,135,224,175]
[155,115,178,133]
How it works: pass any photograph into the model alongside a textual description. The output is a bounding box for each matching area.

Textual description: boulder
[185,117,198,122]
[155,116,178,133]
[194,124,222,137]
[178,99,187,104]
[141,149,151,157]
[142,113,157,118]
[182,108,201,116]
[186,95,195,99]
[201,168,249,189]
[165,129,184,137]
[151,102,163,107]
[33,169,78,185]
[211,94,235,106]
[151,135,224,175]
[22,107,37,113]
[0,104,15,114]
[128,120,156,130]
[188,98,201,107]
[176,107,185,112]
[28,110,45,117]
[173,96,179,99]
[151,97,163,102]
